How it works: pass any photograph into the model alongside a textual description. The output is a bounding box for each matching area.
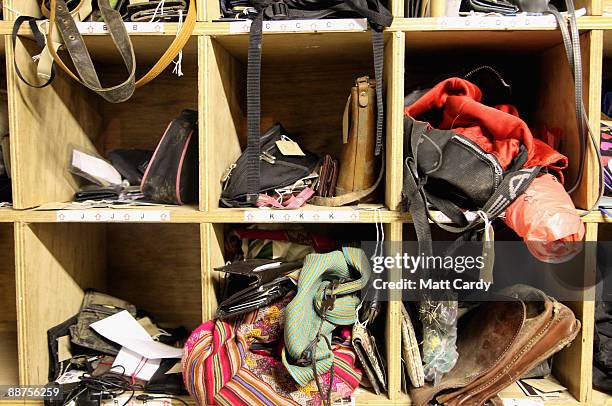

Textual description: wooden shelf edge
[4,15,612,37]
[0,207,608,224]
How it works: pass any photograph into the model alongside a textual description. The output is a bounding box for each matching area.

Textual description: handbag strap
[45,0,196,102]
[12,16,56,88]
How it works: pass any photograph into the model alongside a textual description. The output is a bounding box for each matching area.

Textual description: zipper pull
[221,163,237,185]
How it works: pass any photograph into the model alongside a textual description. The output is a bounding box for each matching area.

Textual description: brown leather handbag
[312,76,383,206]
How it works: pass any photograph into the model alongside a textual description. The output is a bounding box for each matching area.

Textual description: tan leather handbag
[312,76,383,206]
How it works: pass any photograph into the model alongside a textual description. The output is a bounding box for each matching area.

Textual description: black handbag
[141,110,198,205]
[220,124,319,208]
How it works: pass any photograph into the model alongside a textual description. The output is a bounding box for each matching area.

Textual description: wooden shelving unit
[0,0,610,404]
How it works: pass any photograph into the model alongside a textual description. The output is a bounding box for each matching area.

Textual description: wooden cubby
[0,0,608,404]
[14,222,203,385]
[0,223,17,387]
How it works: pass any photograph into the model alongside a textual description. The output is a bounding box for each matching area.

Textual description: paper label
[55,370,85,384]
[56,209,170,222]
[521,379,566,394]
[431,211,477,223]
[276,140,305,156]
[437,15,556,29]
[39,20,166,34]
[244,210,359,222]
[229,18,367,33]
[76,21,166,34]
[501,399,544,406]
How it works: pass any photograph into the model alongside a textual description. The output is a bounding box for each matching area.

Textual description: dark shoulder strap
[12,16,56,88]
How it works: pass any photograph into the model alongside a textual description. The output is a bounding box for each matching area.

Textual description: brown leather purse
[312,76,383,206]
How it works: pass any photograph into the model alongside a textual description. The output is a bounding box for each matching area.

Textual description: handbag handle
[46,0,196,103]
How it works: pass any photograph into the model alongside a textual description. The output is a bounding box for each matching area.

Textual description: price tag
[74,21,166,34]
[229,18,368,33]
[56,209,171,222]
[276,140,305,156]
[244,210,360,223]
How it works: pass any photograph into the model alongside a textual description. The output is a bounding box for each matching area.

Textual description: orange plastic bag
[503,174,585,263]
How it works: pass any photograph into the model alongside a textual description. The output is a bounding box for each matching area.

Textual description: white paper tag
[276,140,305,156]
[39,20,166,34]
[244,209,359,222]
[501,399,544,406]
[438,8,586,30]
[430,211,477,223]
[56,209,171,222]
[229,18,368,33]
[55,370,85,384]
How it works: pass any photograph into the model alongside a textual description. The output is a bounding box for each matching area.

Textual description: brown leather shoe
[410,285,580,406]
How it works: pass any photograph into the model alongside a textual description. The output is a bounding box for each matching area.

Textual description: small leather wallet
[352,323,387,395]
[74,185,121,202]
[315,154,339,198]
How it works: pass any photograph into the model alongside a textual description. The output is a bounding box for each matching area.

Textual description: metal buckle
[271,1,288,17]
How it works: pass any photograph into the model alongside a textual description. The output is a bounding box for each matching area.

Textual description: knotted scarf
[282,246,371,386]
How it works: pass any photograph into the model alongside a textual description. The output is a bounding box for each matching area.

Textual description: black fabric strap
[246,13,263,205]
[547,1,586,196]
[372,28,384,155]
[12,16,55,88]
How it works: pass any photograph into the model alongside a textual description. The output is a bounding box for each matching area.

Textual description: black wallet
[215,259,302,319]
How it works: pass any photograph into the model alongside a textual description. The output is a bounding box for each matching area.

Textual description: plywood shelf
[0,207,610,223]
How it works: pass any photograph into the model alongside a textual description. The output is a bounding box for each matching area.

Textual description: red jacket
[405,78,568,181]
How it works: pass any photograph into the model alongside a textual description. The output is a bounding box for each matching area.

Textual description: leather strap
[310,159,384,207]
[12,16,56,88]
[45,0,196,102]
[49,0,135,102]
